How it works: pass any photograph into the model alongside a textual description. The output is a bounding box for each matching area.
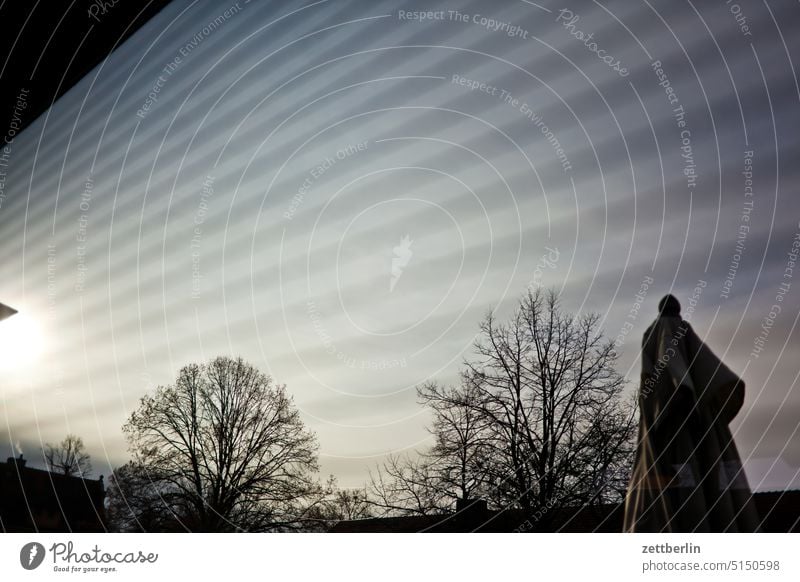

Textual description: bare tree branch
[43,434,92,477]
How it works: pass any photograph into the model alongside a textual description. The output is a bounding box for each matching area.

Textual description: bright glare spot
[0,314,45,371]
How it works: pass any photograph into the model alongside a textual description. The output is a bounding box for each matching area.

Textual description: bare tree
[119,356,324,532]
[43,434,92,477]
[417,380,495,503]
[369,289,636,520]
[105,461,187,532]
[301,477,374,528]
[366,382,494,516]
[325,487,373,522]
[460,288,636,513]
[368,453,450,516]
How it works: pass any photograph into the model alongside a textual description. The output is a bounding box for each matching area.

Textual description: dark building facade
[331,494,800,533]
[0,455,105,532]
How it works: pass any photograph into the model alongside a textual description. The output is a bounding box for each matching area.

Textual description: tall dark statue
[623,295,760,532]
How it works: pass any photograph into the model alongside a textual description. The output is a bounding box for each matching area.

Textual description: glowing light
[0,313,44,371]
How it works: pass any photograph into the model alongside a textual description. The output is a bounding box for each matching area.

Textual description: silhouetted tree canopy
[301,477,373,529]
[43,434,92,477]
[370,289,636,521]
[368,452,451,516]
[110,356,324,532]
[322,485,372,522]
[105,461,185,532]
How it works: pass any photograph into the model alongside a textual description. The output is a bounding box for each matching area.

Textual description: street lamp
[0,302,17,323]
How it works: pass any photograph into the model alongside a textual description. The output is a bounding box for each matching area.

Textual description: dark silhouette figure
[623,295,759,532]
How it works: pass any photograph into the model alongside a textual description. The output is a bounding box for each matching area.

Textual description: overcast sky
[1,0,799,491]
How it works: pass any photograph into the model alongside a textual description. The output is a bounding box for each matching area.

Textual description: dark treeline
[95,289,636,532]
